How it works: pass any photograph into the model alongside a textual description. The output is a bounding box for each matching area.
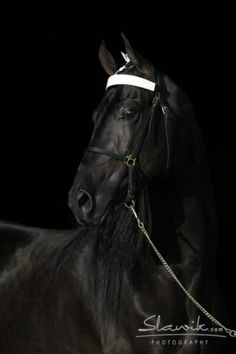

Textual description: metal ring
[124,199,135,209]
[124,155,136,167]
[227,329,236,338]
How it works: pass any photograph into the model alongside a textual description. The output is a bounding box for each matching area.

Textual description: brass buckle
[124,154,136,167]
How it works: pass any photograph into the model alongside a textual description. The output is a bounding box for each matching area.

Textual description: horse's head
[69,35,178,225]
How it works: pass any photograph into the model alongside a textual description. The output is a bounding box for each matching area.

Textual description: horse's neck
[147,162,218,269]
[147,177,182,265]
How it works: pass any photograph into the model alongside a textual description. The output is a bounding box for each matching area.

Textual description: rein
[86,72,236,339]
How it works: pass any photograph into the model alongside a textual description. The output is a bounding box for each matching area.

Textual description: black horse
[0,35,232,353]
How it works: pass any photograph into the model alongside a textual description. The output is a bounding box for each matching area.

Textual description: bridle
[86,72,173,205]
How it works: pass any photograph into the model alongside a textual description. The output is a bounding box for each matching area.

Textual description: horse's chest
[116,263,200,353]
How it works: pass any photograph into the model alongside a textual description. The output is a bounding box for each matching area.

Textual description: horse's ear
[121,33,152,75]
[99,41,117,76]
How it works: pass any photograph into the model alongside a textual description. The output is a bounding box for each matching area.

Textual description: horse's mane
[167,76,214,198]
[165,76,218,266]
[88,190,149,327]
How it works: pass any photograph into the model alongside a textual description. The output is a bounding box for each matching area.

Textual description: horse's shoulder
[0,221,85,272]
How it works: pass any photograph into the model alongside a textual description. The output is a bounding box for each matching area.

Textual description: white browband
[106,74,156,92]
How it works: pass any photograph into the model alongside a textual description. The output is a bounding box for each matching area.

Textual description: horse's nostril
[77,190,93,213]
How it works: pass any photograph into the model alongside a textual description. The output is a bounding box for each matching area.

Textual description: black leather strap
[86,147,124,162]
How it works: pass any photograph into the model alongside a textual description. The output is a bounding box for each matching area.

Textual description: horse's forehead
[119,85,142,100]
[104,86,147,106]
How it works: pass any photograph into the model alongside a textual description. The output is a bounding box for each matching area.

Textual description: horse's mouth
[99,207,109,226]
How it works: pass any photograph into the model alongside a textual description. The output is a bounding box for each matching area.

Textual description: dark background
[0,5,235,350]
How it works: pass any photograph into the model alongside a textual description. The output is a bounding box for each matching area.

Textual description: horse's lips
[99,207,109,226]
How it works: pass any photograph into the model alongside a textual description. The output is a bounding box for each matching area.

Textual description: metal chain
[125,200,236,339]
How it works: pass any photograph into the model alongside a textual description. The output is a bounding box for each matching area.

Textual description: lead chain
[125,200,236,339]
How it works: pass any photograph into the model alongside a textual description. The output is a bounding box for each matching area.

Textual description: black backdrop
[1,5,235,345]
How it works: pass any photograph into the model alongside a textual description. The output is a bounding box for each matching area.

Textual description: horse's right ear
[99,41,117,76]
[121,33,154,77]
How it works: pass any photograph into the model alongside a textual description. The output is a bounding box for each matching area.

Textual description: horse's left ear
[121,33,153,76]
[99,40,117,76]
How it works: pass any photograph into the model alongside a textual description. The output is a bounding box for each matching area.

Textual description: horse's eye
[121,108,137,120]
